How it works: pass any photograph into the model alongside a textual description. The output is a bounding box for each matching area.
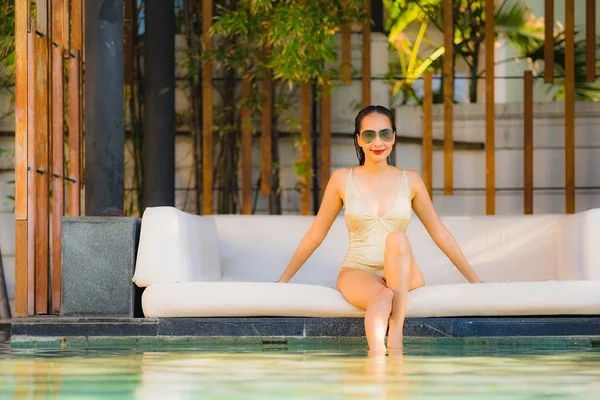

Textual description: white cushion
[142,282,362,318]
[133,207,221,287]
[141,280,600,318]
[211,213,565,286]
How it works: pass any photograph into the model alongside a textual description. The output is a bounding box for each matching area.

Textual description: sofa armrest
[557,208,600,281]
[132,206,221,287]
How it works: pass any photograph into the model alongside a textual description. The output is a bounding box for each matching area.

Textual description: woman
[277,105,482,354]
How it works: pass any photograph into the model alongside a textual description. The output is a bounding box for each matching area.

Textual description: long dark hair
[353,105,397,166]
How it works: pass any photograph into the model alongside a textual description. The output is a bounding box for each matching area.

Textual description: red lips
[372,150,385,155]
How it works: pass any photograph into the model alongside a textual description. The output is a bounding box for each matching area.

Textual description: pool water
[1,334,599,399]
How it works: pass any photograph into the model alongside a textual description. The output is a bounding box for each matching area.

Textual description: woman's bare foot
[368,346,388,357]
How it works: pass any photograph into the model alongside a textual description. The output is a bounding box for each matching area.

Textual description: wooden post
[26,22,36,316]
[35,11,50,315]
[202,0,214,215]
[544,0,554,84]
[68,52,81,216]
[422,72,433,199]
[300,83,312,215]
[586,0,596,83]
[260,57,272,195]
[241,74,252,215]
[320,76,332,200]
[565,0,575,214]
[51,45,64,314]
[523,71,533,215]
[14,0,29,317]
[362,0,371,108]
[443,0,453,195]
[485,0,495,215]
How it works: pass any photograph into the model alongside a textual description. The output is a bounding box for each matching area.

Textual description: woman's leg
[337,268,394,354]
[383,231,425,350]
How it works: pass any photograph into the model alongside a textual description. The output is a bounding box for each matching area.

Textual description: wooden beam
[565,0,575,214]
[485,0,495,215]
[51,45,64,314]
[361,0,371,108]
[422,72,433,199]
[524,70,533,215]
[443,0,453,195]
[544,0,554,84]
[341,24,352,85]
[586,0,596,83]
[240,74,252,215]
[35,19,50,314]
[320,76,332,200]
[202,0,213,215]
[68,52,81,216]
[14,0,29,317]
[27,23,37,316]
[300,83,312,215]
[260,59,272,196]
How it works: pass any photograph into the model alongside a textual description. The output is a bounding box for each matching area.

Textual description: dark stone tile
[157,317,306,336]
[303,318,364,337]
[11,317,158,337]
[453,317,600,337]
[61,217,141,318]
[404,318,454,337]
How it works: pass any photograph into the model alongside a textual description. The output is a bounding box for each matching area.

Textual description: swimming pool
[1,333,599,399]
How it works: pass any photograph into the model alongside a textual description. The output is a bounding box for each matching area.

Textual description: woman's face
[357,113,395,164]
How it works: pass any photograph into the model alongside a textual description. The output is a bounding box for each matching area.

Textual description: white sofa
[132,206,600,318]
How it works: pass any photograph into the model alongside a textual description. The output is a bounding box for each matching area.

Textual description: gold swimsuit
[341,168,412,275]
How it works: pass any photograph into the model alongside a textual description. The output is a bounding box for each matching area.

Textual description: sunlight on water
[0,340,599,399]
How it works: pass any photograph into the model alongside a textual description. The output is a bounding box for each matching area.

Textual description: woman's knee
[368,287,394,311]
[385,230,411,255]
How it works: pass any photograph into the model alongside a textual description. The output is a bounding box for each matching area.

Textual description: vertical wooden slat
[544,0,554,84]
[485,0,495,215]
[300,83,312,215]
[202,0,214,215]
[51,45,64,314]
[565,0,575,214]
[27,23,37,316]
[35,15,50,315]
[63,0,70,51]
[586,0,596,83]
[14,0,29,317]
[443,0,453,195]
[51,0,63,45]
[320,76,331,200]
[37,0,49,35]
[341,24,352,85]
[71,0,83,51]
[68,52,81,216]
[241,74,252,215]
[523,70,533,215]
[361,0,371,108]
[260,60,272,195]
[422,72,433,199]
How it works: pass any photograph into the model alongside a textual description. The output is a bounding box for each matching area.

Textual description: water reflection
[0,344,598,399]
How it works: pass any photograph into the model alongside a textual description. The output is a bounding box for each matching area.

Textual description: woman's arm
[277,169,346,283]
[408,170,482,283]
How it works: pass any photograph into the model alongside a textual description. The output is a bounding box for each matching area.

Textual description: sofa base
[10,316,600,339]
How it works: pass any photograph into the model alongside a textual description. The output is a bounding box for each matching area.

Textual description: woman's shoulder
[330,168,352,182]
